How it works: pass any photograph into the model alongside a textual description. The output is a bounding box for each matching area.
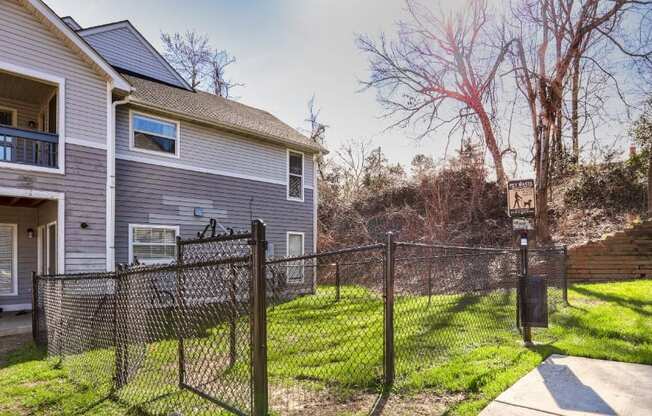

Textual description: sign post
[507,179,537,345]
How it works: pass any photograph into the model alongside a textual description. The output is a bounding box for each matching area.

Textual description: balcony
[0,126,58,168]
[0,68,60,170]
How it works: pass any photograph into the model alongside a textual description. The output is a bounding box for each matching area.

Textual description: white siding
[0,0,108,145]
[82,26,186,88]
[115,106,315,187]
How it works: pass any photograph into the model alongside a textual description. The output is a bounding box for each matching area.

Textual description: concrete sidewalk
[480,355,652,416]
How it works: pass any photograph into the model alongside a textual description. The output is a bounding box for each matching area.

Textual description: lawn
[1,279,651,416]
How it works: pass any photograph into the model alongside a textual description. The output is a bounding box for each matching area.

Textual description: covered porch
[0,195,62,312]
[0,68,61,171]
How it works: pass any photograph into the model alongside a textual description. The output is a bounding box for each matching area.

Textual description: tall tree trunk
[477,107,508,189]
[571,54,581,164]
[535,122,552,245]
[648,152,652,218]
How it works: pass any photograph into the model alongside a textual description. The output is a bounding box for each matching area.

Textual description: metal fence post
[427,260,433,307]
[383,232,395,388]
[229,264,237,368]
[32,271,39,344]
[335,263,341,302]
[519,234,531,344]
[251,219,268,416]
[562,246,569,305]
[114,266,127,389]
[176,236,186,388]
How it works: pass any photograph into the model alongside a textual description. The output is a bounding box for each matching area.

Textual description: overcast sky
[46,0,634,177]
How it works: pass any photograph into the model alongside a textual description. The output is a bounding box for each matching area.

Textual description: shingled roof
[123,74,323,153]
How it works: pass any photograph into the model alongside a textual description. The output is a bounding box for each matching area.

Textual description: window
[286,232,304,283]
[131,112,179,157]
[0,224,17,296]
[287,150,303,201]
[0,107,16,127]
[129,225,178,265]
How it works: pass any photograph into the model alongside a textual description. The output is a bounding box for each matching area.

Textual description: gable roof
[78,21,193,91]
[19,0,131,92]
[124,74,323,153]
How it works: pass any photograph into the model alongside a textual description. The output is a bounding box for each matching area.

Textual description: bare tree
[161,30,242,97]
[631,98,652,216]
[207,50,242,98]
[305,95,328,180]
[510,0,652,243]
[358,0,513,188]
[335,139,374,204]
[161,31,211,88]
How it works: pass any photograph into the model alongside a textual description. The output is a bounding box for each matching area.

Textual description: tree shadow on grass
[572,286,652,317]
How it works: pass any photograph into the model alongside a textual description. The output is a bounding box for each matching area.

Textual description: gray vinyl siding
[0,97,41,130]
[81,27,186,88]
[0,144,107,274]
[0,206,36,307]
[115,106,315,187]
[37,200,57,226]
[0,0,108,145]
[115,159,314,266]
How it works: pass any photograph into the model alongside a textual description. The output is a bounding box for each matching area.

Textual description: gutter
[106,86,131,271]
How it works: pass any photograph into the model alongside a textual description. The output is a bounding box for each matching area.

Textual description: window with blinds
[130,225,177,265]
[0,224,17,295]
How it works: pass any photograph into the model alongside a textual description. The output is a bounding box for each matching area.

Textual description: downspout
[106,83,131,271]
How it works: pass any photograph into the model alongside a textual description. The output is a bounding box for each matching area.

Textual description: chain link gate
[175,231,254,415]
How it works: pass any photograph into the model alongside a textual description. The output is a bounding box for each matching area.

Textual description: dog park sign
[508,179,535,217]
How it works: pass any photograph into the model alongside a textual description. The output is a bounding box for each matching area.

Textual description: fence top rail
[266,243,385,265]
[394,250,519,263]
[396,241,518,253]
[119,255,251,276]
[178,231,252,246]
[37,271,117,281]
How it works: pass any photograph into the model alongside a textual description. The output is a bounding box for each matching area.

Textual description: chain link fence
[393,242,521,383]
[33,222,568,415]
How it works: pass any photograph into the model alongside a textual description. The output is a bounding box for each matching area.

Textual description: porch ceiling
[0,196,47,207]
[0,71,56,104]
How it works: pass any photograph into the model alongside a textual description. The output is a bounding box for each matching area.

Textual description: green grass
[1,280,650,415]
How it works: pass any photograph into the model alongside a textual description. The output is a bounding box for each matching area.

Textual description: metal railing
[33,222,568,416]
[0,126,58,168]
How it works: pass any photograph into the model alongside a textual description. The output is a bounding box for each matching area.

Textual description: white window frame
[129,110,180,159]
[287,149,304,202]
[128,224,180,265]
[0,223,18,296]
[286,231,305,284]
[0,60,66,175]
[0,106,17,127]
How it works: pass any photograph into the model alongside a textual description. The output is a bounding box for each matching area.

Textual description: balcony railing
[0,126,58,169]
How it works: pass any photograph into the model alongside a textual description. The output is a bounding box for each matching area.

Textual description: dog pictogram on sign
[508,179,535,217]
